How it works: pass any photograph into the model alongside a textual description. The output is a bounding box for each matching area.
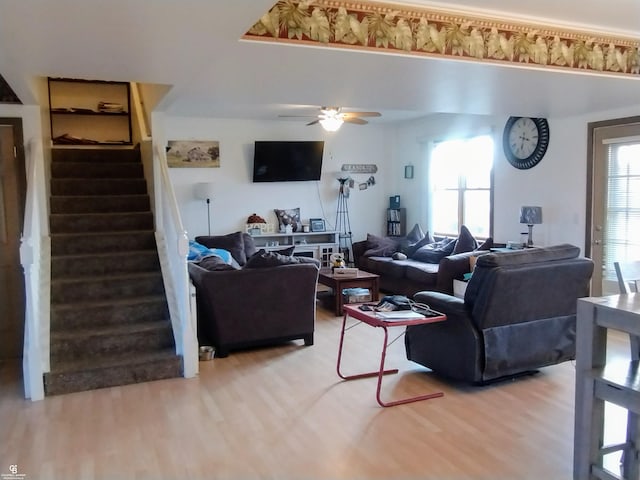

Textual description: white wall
[390,106,640,253]
[157,115,393,242]
[157,103,639,251]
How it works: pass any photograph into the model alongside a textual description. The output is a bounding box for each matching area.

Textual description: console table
[249,230,338,267]
[574,294,640,480]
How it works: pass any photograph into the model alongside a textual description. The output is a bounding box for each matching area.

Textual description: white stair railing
[153,145,198,378]
[20,138,50,401]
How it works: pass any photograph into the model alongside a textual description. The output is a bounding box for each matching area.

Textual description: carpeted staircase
[45,147,182,395]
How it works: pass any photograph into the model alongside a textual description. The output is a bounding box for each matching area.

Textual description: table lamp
[520,206,542,247]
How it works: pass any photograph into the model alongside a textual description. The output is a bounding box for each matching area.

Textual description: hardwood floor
[0,303,630,480]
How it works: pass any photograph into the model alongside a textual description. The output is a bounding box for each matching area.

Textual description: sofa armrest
[352,240,368,268]
[407,290,483,382]
[414,290,467,317]
[436,250,487,294]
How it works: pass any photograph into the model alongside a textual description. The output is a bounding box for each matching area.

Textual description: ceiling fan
[279,107,381,131]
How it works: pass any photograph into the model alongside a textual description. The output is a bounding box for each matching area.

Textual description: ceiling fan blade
[279,114,318,118]
[306,119,320,126]
[342,111,381,118]
[343,117,368,125]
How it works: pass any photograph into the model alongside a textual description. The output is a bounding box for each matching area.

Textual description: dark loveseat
[353,226,492,296]
[404,244,594,383]
[188,232,320,357]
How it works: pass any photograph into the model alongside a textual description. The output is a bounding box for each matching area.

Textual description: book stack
[97,101,124,113]
[342,287,371,304]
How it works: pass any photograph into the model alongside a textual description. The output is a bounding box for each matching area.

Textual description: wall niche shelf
[48,77,132,146]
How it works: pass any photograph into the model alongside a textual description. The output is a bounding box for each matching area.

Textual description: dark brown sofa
[353,226,492,296]
[404,244,594,383]
[188,232,320,357]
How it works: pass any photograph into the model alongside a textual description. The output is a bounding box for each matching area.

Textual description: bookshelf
[386,208,406,237]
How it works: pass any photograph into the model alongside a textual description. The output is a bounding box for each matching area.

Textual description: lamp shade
[193,182,214,200]
[520,206,542,225]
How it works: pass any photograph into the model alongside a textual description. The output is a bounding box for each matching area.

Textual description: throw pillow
[405,223,425,244]
[274,208,302,233]
[195,232,247,265]
[363,233,400,257]
[411,237,456,263]
[452,225,478,255]
[476,237,494,251]
[274,246,295,256]
[404,231,435,256]
[245,249,303,268]
[242,233,258,259]
[196,255,240,271]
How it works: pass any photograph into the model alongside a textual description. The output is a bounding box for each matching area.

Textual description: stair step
[50,211,154,233]
[51,250,160,278]
[51,295,169,331]
[51,271,165,304]
[51,178,147,196]
[44,349,182,396]
[52,147,141,164]
[50,321,175,361]
[51,230,156,255]
[51,195,150,214]
[51,162,144,179]
[45,146,180,397]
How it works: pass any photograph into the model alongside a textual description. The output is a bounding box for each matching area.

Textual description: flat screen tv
[252,141,324,182]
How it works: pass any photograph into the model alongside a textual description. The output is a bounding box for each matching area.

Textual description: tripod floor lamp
[194,182,214,235]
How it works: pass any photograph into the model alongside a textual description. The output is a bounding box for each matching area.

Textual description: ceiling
[1,0,638,125]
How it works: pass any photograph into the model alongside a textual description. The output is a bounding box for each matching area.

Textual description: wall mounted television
[252,141,324,182]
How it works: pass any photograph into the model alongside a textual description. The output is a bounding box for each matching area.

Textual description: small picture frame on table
[310,218,326,232]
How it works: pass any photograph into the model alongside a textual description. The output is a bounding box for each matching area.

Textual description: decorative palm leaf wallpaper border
[244,0,640,77]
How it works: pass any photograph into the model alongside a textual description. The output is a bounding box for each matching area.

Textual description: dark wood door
[0,122,26,358]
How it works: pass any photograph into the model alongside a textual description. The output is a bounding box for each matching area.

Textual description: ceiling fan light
[320,116,343,132]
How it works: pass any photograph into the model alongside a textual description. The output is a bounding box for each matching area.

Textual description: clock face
[502,117,550,169]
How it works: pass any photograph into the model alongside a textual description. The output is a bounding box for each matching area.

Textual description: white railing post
[21,138,49,400]
[153,145,198,378]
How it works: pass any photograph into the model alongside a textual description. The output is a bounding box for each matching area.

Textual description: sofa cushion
[363,256,407,279]
[404,260,440,285]
[196,232,247,266]
[411,237,456,263]
[452,225,478,254]
[196,254,240,271]
[364,233,400,257]
[245,249,319,268]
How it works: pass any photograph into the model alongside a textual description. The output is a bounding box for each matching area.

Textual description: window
[604,140,640,280]
[428,135,493,238]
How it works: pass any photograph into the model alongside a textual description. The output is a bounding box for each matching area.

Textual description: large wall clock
[502,117,550,170]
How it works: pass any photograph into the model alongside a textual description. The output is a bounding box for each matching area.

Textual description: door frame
[585,115,640,296]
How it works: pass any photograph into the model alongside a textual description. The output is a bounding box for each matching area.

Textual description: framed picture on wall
[166,140,220,168]
[310,218,326,232]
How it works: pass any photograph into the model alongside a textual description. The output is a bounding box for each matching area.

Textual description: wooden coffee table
[318,268,379,316]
